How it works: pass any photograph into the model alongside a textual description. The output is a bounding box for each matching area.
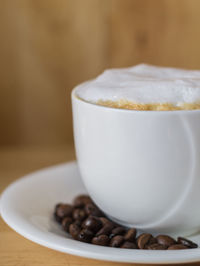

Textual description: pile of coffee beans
[54,194,198,250]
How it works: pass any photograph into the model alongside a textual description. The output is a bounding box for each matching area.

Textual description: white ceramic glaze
[72,89,200,236]
[1,162,200,264]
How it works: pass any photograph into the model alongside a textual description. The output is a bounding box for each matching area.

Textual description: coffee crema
[75,64,200,111]
[97,99,200,111]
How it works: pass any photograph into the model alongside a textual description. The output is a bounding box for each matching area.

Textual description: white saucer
[1,161,200,264]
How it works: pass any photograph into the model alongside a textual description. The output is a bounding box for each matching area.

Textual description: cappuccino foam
[75,64,200,108]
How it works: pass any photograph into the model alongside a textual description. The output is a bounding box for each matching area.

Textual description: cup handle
[145,116,196,228]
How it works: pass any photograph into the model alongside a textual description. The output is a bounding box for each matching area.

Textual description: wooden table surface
[0,145,200,266]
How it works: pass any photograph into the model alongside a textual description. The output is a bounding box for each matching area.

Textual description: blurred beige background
[1,0,200,147]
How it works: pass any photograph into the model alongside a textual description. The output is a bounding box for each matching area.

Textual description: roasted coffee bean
[99,217,115,230]
[111,227,126,236]
[177,237,198,248]
[124,228,136,242]
[96,223,114,236]
[55,204,73,220]
[168,244,188,250]
[73,219,82,227]
[148,237,157,245]
[77,229,94,243]
[99,217,112,226]
[147,243,167,250]
[137,233,153,249]
[110,235,124,247]
[92,235,110,246]
[54,195,199,250]
[54,203,63,223]
[121,241,137,249]
[69,223,81,239]
[54,212,62,223]
[74,195,93,208]
[156,235,176,247]
[73,208,87,221]
[85,203,103,217]
[55,203,62,213]
[62,217,73,232]
[82,216,102,232]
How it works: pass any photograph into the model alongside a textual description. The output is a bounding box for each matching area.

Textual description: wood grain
[110,0,200,68]
[0,0,110,146]
[0,146,200,266]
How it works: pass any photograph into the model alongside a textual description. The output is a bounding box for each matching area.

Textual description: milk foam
[75,64,200,105]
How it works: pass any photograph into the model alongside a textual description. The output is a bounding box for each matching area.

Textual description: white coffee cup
[72,88,200,236]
